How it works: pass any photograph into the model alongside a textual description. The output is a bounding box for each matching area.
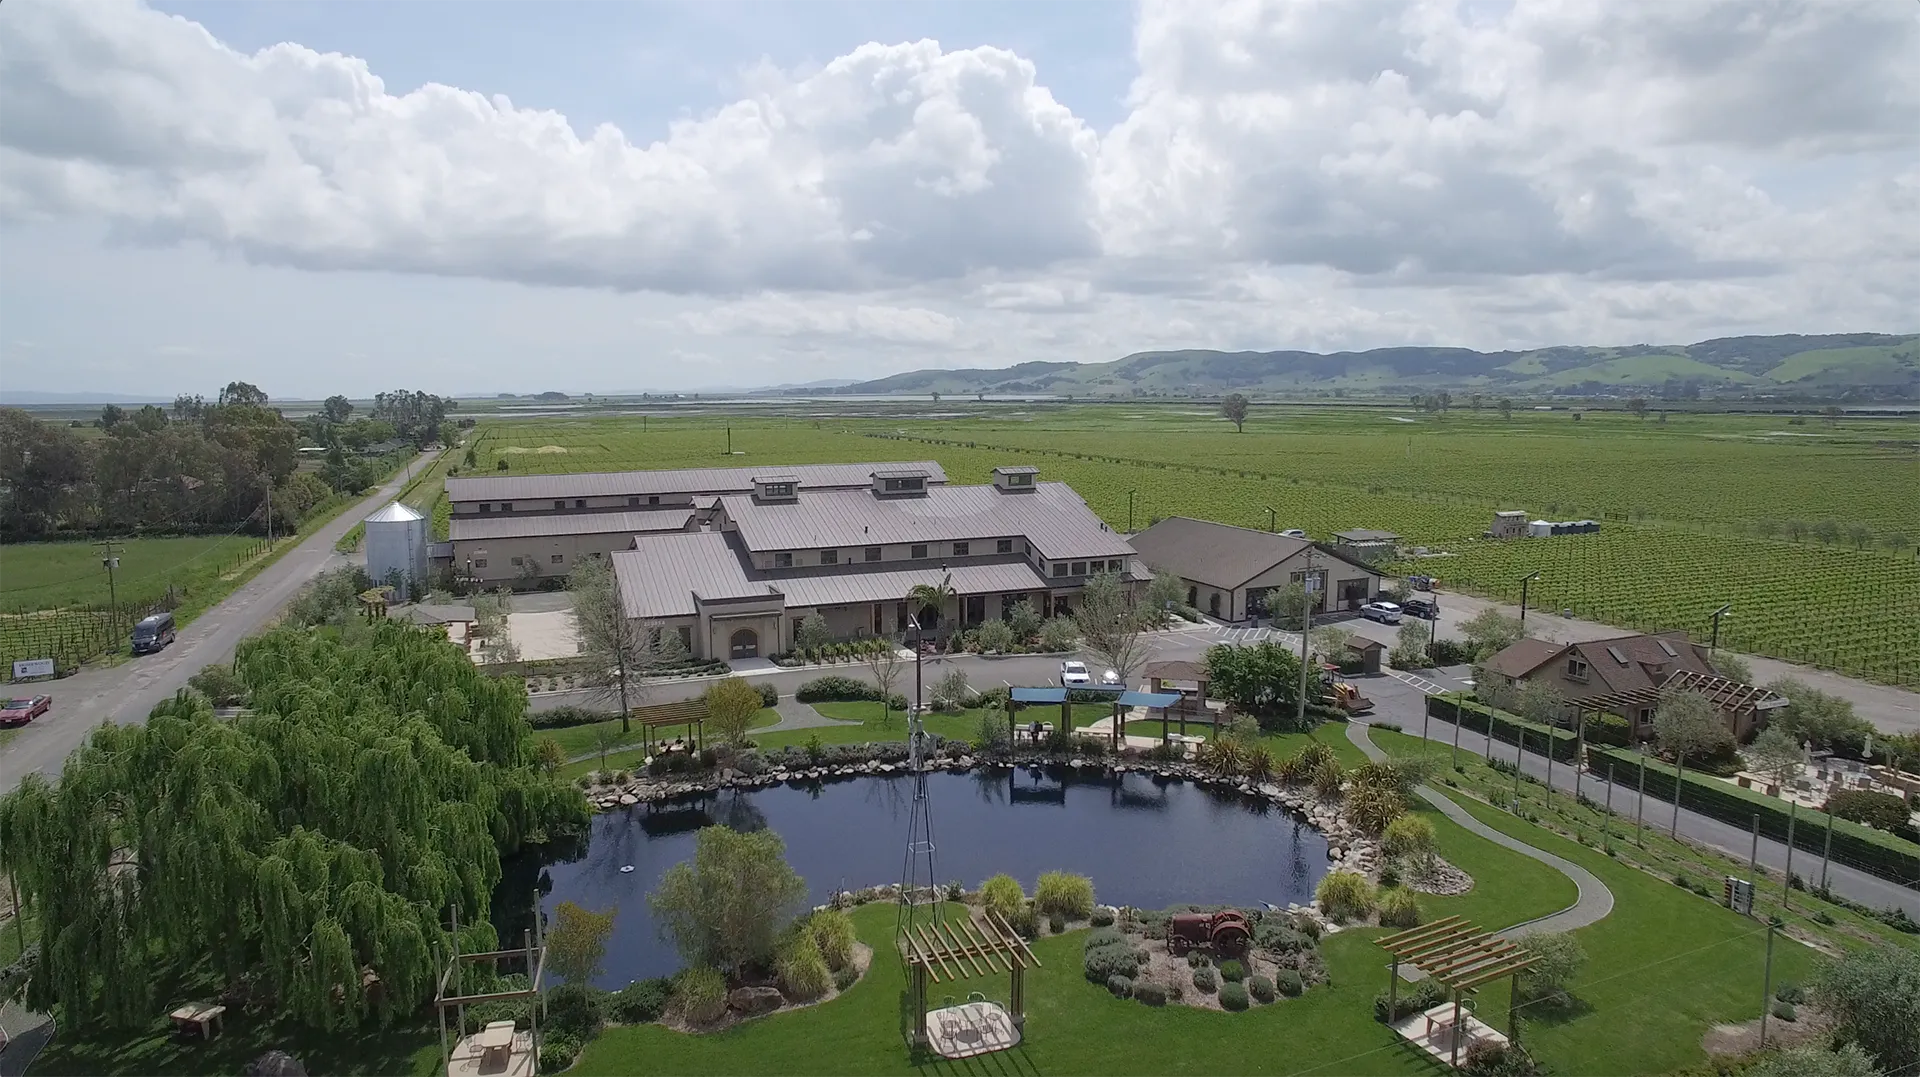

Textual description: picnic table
[476,1020,516,1070]
[168,1001,226,1041]
[1013,722,1055,744]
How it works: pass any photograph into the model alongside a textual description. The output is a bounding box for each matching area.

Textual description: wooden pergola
[901,909,1040,1051]
[1377,916,1534,1068]
[629,699,708,754]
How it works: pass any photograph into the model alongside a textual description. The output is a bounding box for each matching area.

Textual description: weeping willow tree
[0,621,585,1031]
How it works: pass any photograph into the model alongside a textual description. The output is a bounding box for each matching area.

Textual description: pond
[500,766,1331,987]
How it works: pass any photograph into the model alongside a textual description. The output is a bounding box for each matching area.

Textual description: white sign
[12,658,55,679]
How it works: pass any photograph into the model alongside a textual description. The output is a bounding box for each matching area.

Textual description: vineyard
[460,410,1920,686]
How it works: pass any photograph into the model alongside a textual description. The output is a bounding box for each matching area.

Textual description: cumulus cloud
[0,0,1915,363]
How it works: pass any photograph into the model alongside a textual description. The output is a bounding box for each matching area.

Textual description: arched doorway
[729,628,759,659]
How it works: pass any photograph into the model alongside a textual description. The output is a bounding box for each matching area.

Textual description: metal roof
[1334,528,1401,542]
[993,465,1040,475]
[1011,687,1067,703]
[363,502,425,524]
[1118,690,1182,709]
[1129,516,1378,589]
[612,537,1057,619]
[450,510,696,541]
[444,460,948,503]
[717,482,1134,559]
[872,468,931,478]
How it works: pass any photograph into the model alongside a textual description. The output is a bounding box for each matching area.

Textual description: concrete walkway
[763,696,862,733]
[1346,720,1615,937]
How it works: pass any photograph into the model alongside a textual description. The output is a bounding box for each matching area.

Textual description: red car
[0,695,50,727]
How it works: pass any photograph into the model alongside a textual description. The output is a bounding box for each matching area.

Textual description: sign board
[1754,696,1791,711]
[1723,876,1754,916]
[12,658,55,680]
[1304,578,1320,593]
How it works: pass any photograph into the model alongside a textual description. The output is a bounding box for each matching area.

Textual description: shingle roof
[716,482,1134,559]
[450,510,696,541]
[444,460,947,503]
[1567,631,1715,697]
[1128,517,1376,589]
[612,534,1056,619]
[1482,637,1566,680]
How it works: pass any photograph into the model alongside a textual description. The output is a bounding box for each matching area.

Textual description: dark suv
[130,611,177,654]
[1401,598,1439,620]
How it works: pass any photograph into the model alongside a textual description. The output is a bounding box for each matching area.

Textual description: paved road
[1354,671,1920,919]
[1345,720,1614,936]
[0,452,439,793]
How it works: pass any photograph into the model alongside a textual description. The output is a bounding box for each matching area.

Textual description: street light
[1517,571,1543,629]
[1265,507,1276,533]
[1709,604,1732,655]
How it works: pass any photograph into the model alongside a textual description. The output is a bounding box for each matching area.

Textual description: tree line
[0,383,453,539]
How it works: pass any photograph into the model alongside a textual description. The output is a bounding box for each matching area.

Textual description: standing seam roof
[444,460,947,502]
[449,510,695,540]
[718,482,1133,559]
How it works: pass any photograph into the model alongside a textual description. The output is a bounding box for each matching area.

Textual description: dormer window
[952,541,970,556]
[821,549,839,565]
[765,483,794,497]
[754,476,800,501]
[873,469,931,496]
[774,552,793,568]
[1567,656,1589,681]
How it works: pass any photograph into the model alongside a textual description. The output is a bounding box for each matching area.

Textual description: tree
[320,395,355,423]
[1653,690,1730,836]
[1754,519,1781,541]
[1143,568,1187,626]
[1743,725,1802,788]
[1390,622,1430,670]
[1073,570,1149,689]
[172,393,207,422]
[1826,789,1913,832]
[371,389,453,447]
[591,723,621,777]
[864,642,904,728]
[1766,678,1874,755]
[548,901,617,985]
[1744,1043,1881,1077]
[1263,583,1312,631]
[1785,519,1809,542]
[1845,522,1873,550]
[1221,393,1250,432]
[570,557,687,733]
[1498,398,1513,420]
[1885,532,1913,557]
[218,381,270,407]
[1203,641,1304,728]
[1708,650,1752,684]
[703,677,763,747]
[1814,945,1920,1074]
[1515,679,1565,728]
[906,572,955,632]
[650,826,807,976]
[1007,598,1043,644]
[1380,814,1438,880]
[1460,607,1524,659]
[1627,397,1648,420]
[98,404,127,429]
[794,612,831,654]
[1813,518,1841,545]
[1514,932,1587,1005]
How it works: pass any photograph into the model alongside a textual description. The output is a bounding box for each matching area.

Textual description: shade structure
[1376,916,1535,1068]
[901,909,1041,1054]
[1010,687,1067,704]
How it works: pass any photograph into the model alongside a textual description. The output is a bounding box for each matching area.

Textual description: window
[472,558,489,569]
[1052,562,1067,578]
[774,552,793,568]
[678,625,693,650]
[1010,472,1032,486]
[649,495,660,505]
[911,544,928,559]
[997,538,1013,554]
[821,549,839,565]
[500,502,513,513]
[952,541,970,556]
[763,482,794,498]
[1071,561,1087,576]
[1109,559,1124,572]
[884,477,925,493]
[575,499,586,509]
[479,503,492,513]
[1566,656,1589,681]
[553,500,565,511]
[864,546,882,562]
[629,496,641,507]
[550,553,565,564]
[510,556,524,567]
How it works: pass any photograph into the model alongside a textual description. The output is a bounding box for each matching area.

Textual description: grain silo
[364,502,429,599]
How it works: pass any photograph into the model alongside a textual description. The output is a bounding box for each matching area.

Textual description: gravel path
[763,697,862,733]
[1346,720,1616,936]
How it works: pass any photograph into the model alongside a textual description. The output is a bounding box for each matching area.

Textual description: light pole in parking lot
[1517,571,1543,629]
[1709,604,1732,657]
[1265,507,1276,533]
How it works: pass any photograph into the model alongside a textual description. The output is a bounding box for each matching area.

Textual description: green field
[460,408,1920,686]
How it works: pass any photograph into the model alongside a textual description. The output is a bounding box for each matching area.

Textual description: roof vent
[992,465,1038,493]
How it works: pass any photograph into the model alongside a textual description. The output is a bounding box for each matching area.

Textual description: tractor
[1167,909,1252,957]
[1316,663,1374,715]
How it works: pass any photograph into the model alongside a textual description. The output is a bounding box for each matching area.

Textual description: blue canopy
[1118,690,1182,709]
[1010,687,1068,704]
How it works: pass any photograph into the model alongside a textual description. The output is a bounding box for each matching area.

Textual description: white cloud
[0,0,1914,386]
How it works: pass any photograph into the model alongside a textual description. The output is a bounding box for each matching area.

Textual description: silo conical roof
[364,502,425,524]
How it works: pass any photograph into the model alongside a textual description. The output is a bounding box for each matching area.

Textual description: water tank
[1528,520,1553,538]
[363,502,429,599]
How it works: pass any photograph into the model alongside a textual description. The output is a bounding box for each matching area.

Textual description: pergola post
[1387,957,1399,1021]
[912,962,929,1049]
[1011,964,1026,1029]
[1509,971,1520,1047]
[1450,989,1463,1068]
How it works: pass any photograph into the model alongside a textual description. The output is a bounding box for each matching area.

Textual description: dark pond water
[498,767,1331,988]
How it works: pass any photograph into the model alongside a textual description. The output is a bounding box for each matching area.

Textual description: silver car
[1360,601,1403,625]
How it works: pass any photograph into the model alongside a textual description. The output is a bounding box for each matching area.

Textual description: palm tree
[905,572,956,635]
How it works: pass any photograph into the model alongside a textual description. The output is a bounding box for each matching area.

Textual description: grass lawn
[0,725,20,752]
[554,709,781,780]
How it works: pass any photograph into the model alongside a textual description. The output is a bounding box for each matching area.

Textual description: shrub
[1219,959,1246,983]
[833,964,859,992]
[1381,814,1438,864]
[1084,937,1141,984]
[1515,932,1588,1005]
[980,874,1025,922]
[1375,978,1446,1022]
[807,909,855,972]
[539,1033,580,1072]
[1316,871,1377,923]
[1775,982,1806,1005]
[1378,862,1402,889]
[1037,617,1079,652]
[672,966,728,1024]
[1275,969,1304,997]
[757,682,780,708]
[1166,978,1184,1002]
[1034,871,1096,920]
[1106,974,1133,998]
[1187,951,1212,968]
[1048,912,1067,935]
[776,931,832,1002]
[546,982,605,1038]
[187,663,249,706]
[1009,906,1038,939]
[1248,975,1276,1003]
[1771,1000,1797,1022]
[1827,789,1914,832]
[1134,981,1167,1006]
[1219,981,1250,1011]
[975,618,1016,652]
[1090,906,1115,928]
[1193,966,1219,993]
[609,978,672,1024]
[1254,921,1307,954]
[1378,887,1424,929]
[794,676,887,703]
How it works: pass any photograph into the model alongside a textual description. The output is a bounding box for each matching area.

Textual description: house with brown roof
[1127,517,1386,623]
[610,465,1145,661]
[1480,630,1780,739]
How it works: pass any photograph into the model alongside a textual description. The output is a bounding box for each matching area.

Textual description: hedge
[1588,744,1920,888]
[1425,696,1582,763]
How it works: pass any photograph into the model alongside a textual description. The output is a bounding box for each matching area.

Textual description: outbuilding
[1127,517,1387,623]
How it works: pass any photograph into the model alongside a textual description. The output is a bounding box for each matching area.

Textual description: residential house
[1479,631,1780,740]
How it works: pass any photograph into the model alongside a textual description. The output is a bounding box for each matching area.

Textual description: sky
[0,0,1916,399]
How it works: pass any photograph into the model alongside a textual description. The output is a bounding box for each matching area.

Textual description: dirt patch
[1702,1004,1831,1058]
[498,445,570,454]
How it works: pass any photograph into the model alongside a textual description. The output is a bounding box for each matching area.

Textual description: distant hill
[0,390,171,405]
[843,333,1920,397]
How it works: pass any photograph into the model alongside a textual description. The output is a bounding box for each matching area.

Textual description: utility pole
[265,481,273,544]
[1513,728,1524,808]
[1294,549,1316,730]
[94,540,122,637]
[1518,571,1542,629]
[1265,506,1276,533]
[1452,693,1464,770]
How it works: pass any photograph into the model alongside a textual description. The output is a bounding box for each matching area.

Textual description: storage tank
[1528,520,1553,538]
[363,502,429,599]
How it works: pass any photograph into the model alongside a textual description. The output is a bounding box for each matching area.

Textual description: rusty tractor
[1167,909,1252,957]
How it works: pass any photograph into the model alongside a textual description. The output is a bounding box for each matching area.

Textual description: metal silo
[363,501,429,600]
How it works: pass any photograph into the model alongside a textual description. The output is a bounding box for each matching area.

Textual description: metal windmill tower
[895,656,942,951]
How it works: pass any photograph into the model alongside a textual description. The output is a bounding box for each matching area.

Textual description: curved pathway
[1346,720,1615,937]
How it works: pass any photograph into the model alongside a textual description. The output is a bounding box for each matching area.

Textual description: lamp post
[908,615,925,717]
[1709,604,1731,656]
[1518,571,1543,629]
[1265,506,1276,533]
